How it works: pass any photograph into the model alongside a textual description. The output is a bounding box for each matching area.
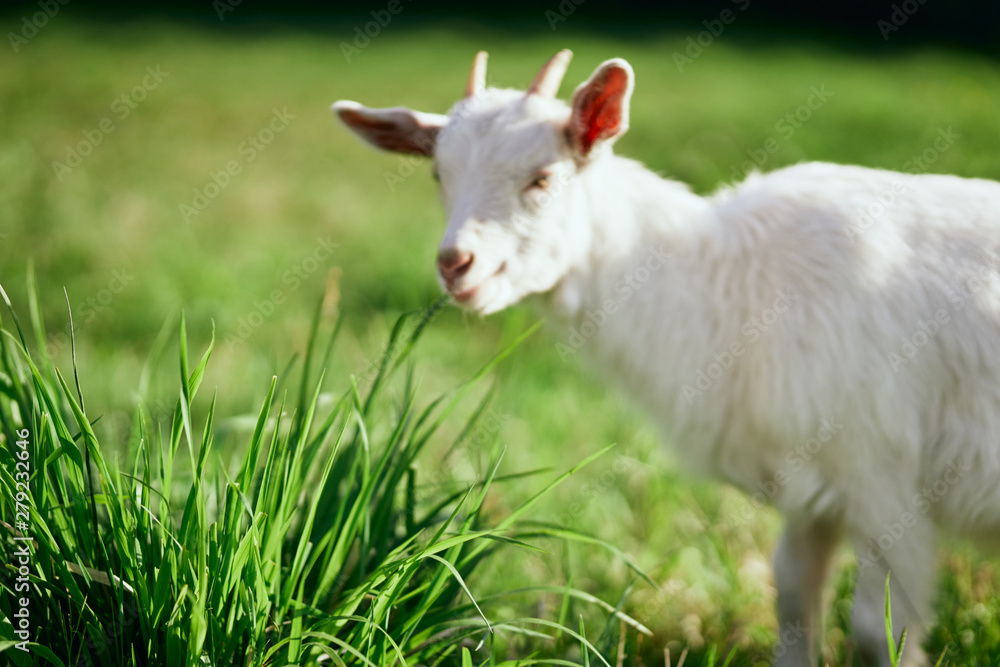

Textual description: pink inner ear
[339,108,436,156]
[340,110,399,132]
[576,67,629,156]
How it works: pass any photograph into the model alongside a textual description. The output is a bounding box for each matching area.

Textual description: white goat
[333,50,1000,666]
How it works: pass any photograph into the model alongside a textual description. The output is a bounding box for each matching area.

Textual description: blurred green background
[2,7,1000,664]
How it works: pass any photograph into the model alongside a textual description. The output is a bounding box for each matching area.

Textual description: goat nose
[438,248,474,281]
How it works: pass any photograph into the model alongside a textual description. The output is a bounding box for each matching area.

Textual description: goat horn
[527,49,573,98]
[466,51,488,97]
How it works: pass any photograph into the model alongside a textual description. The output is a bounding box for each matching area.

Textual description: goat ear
[333,101,447,156]
[568,59,634,159]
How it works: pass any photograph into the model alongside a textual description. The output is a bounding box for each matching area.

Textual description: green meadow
[1,14,999,666]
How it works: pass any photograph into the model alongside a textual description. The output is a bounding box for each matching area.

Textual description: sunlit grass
[0,15,998,664]
[0,282,658,665]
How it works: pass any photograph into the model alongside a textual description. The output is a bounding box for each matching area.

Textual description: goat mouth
[453,286,479,303]
[448,262,506,304]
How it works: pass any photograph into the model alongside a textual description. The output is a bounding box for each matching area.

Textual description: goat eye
[528,174,550,190]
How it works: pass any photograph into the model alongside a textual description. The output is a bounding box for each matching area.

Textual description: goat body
[334,50,1000,666]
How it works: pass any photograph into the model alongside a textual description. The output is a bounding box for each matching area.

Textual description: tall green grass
[0,280,646,666]
[2,20,1000,665]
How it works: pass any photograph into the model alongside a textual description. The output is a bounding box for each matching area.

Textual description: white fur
[335,57,1000,667]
